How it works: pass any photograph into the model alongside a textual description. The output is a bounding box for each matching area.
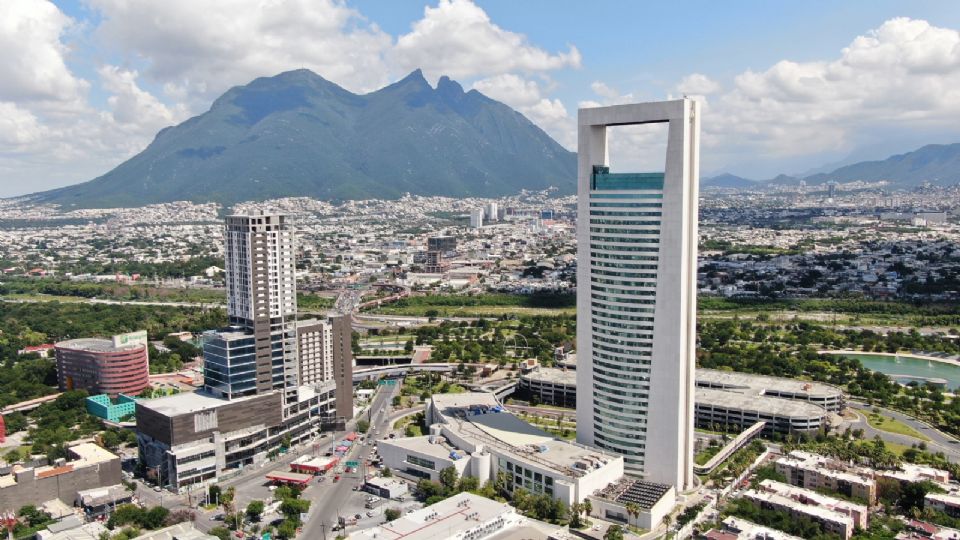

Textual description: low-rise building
[349,492,521,540]
[743,480,868,540]
[364,476,409,499]
[705,516,805,540]
[516,367,834,437]
[696,369,844,412]
[86,394,138,422]
[878,463,950,485]
[775,451,876,504]
[518,367,575,408]
[0,443,121,510]
[379,393,633,510]
[695,388,828,436]
[926,493,960,518]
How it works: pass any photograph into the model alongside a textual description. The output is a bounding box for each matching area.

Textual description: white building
[485,202,499,222]
[348,492,521,540]
[470,208,484,228]
[377,393,640,510]
[297,318,333,386]
[576,99,700,488]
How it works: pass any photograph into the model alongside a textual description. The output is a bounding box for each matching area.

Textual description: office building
[221,212,298,404]
[379,393,626,503]
[136,385,335,491]
[575,98,700,488]
[55,331,150,397]
[470,208,484,228]
[485,202,499,222]
[426,235,457,253]
[296,318,333,386]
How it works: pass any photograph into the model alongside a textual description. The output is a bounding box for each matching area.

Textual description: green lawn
[866,413,930,441]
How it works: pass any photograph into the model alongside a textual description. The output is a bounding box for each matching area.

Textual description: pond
[827,352,960,390]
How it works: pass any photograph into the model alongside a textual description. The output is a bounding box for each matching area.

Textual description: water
[833,353,960,390]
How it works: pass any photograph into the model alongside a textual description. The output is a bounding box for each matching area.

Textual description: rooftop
[349,492,515,540]
[136,389,263,416]
[520,367,575,386]
[430,392,620,478]
[593,477,673,509]
[697,369,842,400]
[696,387,829,419]
[55,338,142,353]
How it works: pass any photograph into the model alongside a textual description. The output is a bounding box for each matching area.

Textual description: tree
[582,498,592,519]
[276,519,298,539]
[604,524,624,540]
[439,466,459,494]
[382,467,393,478]
[208,484,222,506]
[18,505,52,528]
[208,526,231,540]
[141,506,170,529]
[246,500,265,522]
[404,340,414,354]
[357,419,370,433]
[384,508,401,522]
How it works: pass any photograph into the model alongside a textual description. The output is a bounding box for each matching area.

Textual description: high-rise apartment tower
[205,213,298,404]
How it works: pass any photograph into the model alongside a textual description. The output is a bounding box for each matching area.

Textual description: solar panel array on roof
[615,480,672,509]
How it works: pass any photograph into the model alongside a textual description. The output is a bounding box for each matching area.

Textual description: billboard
[113,330,149,348]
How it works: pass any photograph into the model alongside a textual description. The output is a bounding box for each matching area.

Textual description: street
[847,401,960,462]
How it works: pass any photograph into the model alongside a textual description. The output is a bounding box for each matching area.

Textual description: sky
[2,0,960,198]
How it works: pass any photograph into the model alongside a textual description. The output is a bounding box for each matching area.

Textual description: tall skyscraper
[331,315,354,425]
[470,208,484,228]
[205,212,299,405]
[575,100,699,490]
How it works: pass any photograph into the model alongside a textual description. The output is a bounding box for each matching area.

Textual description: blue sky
[2,0,960,197]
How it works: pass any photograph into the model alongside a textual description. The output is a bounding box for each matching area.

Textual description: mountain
[802,143,960,187]
[30,69,576,208]
[701,173,757,189]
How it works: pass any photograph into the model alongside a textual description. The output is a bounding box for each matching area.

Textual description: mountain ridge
[703,143,960,189]
[28,69,577,208]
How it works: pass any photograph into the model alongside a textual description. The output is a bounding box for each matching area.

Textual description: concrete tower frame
[575,99,699,490]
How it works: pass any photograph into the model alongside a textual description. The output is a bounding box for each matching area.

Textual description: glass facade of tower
[587,165,664,473]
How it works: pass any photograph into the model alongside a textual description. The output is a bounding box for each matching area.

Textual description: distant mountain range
[29,69,576,208]
[703,143,960,189]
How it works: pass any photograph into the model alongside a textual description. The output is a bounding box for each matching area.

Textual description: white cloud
[0,0,87,105]
[393,0,580,82]
[676,73,720,96]
[99,66,187,130]
[581,80,633,108]
[699,17,960,167]
[0,102,45,147]
[89,0,394,98]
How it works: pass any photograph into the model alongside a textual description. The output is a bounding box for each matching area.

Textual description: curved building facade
[56,334,150,397]
[576,100,699,489]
